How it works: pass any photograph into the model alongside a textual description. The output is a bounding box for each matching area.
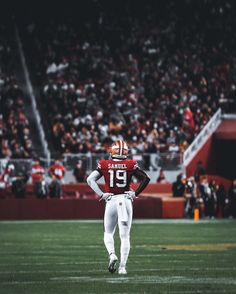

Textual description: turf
[0,219,236,294]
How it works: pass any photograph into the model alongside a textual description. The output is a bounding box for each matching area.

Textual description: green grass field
[0,219,236,294]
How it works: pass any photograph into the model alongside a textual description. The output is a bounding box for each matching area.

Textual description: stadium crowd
[0,0,236,160]
[22,0,236,157]
[0,25,34,159]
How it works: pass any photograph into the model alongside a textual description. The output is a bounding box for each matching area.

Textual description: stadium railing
[0,152,183,184]
[183,108,222,167]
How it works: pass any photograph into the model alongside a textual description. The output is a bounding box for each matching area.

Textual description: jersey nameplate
[108,163,127,169]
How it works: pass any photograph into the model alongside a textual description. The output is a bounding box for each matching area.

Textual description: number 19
[108,169,127,188]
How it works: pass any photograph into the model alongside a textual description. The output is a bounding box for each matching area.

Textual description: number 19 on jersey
[108,169,127,188]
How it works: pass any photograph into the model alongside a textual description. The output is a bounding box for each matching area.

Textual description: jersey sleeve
[96,160,103,175]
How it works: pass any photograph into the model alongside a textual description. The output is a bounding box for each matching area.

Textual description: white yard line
[0,261,103,266]
[1,276,236,286]
[1,267,235,275]
[0,219,235,225]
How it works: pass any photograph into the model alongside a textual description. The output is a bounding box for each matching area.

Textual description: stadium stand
[1,0,236,219]
[0,24,34,159]
[21,0,236,159]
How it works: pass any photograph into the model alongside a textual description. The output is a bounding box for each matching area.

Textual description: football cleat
[118,266,127,275]
[108,254,118,274]
[110,140,129,159]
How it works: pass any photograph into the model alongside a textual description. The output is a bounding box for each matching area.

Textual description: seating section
[23,0,236,157]
[1,1,236,160]
[0,25,34,159]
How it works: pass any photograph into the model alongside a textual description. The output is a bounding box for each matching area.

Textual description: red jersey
[97,159,138,194]
[0,166,14,187]
[31,164,45,183]
[49,163,65,180]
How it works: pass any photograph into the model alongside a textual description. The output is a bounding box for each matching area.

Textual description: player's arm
[87,170,103,197]
[133,168,150,196]
[87,170,113,201]
[125,168,150,200]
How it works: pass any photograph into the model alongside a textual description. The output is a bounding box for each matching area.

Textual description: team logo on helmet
[110,140,129,159]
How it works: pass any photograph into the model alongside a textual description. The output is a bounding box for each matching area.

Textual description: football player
[87,140,150,274]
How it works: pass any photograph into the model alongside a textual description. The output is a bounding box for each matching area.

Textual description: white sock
[104,232,115,256]
[120,237,130,268]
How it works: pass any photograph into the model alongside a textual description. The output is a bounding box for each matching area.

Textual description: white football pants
[103,194,133,268]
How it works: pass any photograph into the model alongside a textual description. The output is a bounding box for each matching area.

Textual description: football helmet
[110,140,129,159]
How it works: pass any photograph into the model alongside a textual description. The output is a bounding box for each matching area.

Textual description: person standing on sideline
[48,159,66,198]
[31,159,48,198]
[172,173,186,197]
[73,160,87,183]
[87,140,150,275]
[194,161,206,183]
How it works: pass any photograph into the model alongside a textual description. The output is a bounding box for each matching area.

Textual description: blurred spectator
[224,194,231,218]
[11,172,29,198]
[228,179,236,218]
[31,160,48,198]
[172,174,186,197]
[73,160,87,183]
[31,160,45,184]
[183,107,195,135]
[194,161,206,183]
[199,178,217,218]
[48,159,65,198]
[195,195,205,219]
[216,184,227,218]
[184,177,197,218]
[156,168,168,183]
[0,163,15,189]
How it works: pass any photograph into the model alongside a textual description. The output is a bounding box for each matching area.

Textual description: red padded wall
[186,136,214,177]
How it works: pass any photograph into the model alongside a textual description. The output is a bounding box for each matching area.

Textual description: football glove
[100,193,114,202]
[124,191,136,200]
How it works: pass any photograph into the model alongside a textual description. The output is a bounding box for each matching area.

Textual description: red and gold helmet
[110,140,129,159]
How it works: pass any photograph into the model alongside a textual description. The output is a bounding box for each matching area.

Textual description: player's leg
[104,199,118,273]
[118,198,133,274]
